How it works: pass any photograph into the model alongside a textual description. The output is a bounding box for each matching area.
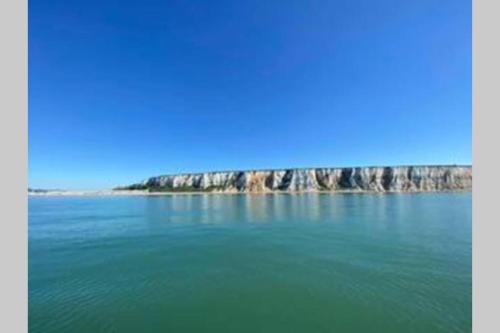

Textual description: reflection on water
[29,193,471,333]
[139,193,441,227]
[143,193,370,225]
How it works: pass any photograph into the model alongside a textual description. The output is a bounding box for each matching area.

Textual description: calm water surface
[29,193,471,333]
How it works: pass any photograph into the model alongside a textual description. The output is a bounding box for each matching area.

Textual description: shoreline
[121,165,471,194]
[28,189,472,197]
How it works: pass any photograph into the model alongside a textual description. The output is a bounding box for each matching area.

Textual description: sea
[28,193,471,333]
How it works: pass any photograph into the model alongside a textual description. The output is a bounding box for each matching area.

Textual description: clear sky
[29,0,471,190]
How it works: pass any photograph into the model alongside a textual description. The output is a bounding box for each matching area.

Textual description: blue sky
[29,0,471,189]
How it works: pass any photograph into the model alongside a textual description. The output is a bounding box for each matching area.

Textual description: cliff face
[122,166,472,193]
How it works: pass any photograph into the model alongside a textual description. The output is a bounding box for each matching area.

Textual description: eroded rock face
[125,165,472,193]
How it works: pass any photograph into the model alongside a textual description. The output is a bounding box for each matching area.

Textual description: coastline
[122,165,472,194]
[29,165,472,196]
[28,188,472,197]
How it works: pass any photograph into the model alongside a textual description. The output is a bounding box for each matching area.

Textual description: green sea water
[29,193,471,333]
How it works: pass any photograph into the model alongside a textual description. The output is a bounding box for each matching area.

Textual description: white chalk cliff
[120,165,472,193]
